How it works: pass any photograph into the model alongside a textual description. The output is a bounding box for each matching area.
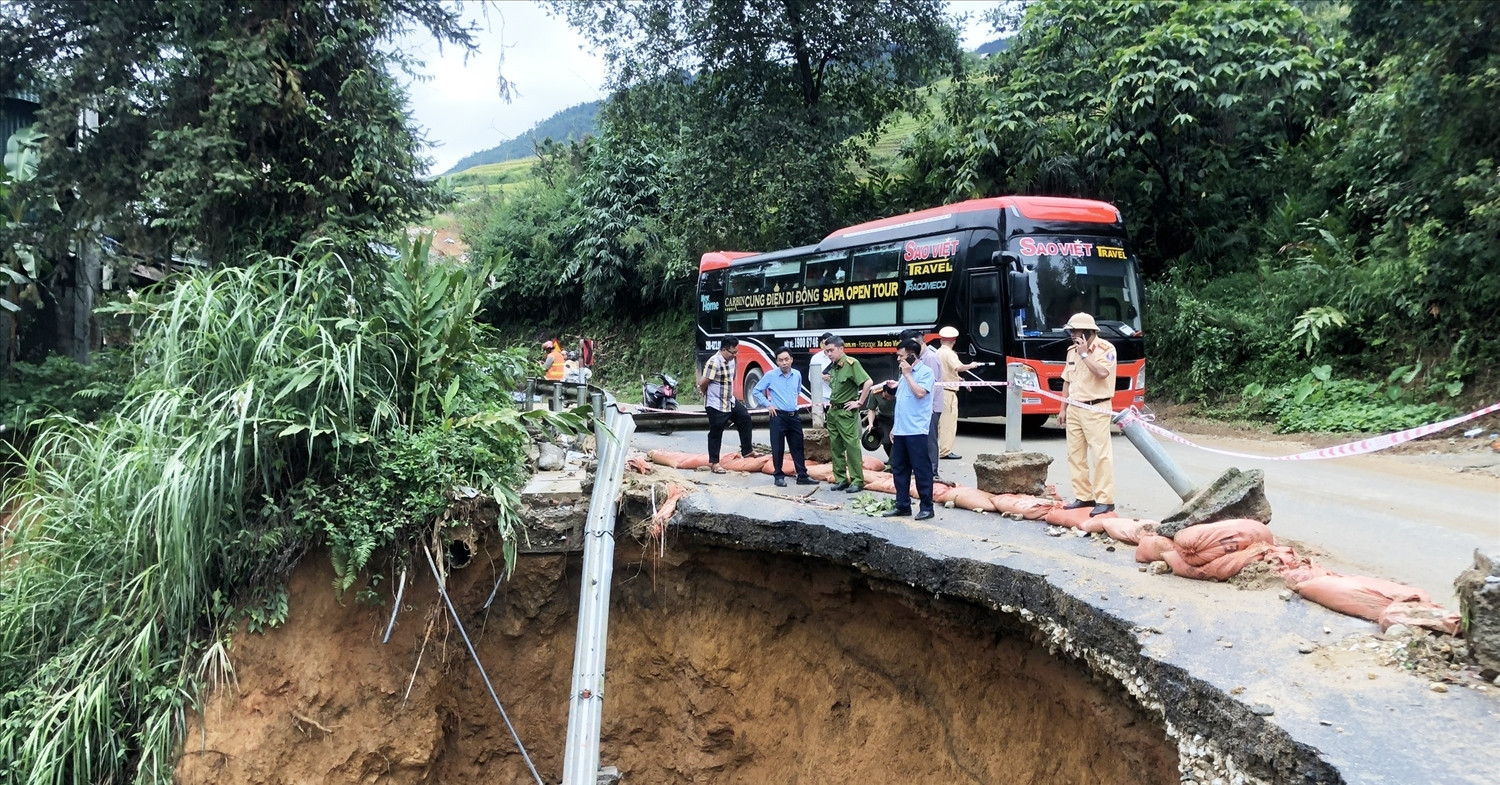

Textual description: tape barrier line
[1123,400,1500,461]
[617,402,815,416]
[1027,384,1500,462]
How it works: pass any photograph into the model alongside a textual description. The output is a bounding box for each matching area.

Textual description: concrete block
[1157,467,1271,538]
[1455,549,1500,673]
[804,428,832,463]
[973,452,1052,496]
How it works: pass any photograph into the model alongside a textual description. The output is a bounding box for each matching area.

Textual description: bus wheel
[1021,414,1050,434]
[742,365,763,402]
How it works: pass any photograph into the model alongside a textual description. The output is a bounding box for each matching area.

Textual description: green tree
[899,0,1348,277]
[1317,0,1500,383]
[545,0,963,269]
[0,0,479,264]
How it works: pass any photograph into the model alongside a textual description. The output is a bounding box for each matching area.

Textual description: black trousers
[768,410,809,479]
[928,411,941,480]
[891,433,935,513]
[707,402,754,464]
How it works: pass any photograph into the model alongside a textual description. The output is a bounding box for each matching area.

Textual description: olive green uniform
[826,355,871,485]
[1062,338,1117,505]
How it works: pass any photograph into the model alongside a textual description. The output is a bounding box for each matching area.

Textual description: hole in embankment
[178,540,1179,784]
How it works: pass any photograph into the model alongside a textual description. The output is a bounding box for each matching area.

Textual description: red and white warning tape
[1028,385,1500,461]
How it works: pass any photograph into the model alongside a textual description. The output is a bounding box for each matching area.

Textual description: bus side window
[851,244,900,282]
[804,252,848,288]
[700,269,725,333]
[765,260,801,292]
[803,305,847,331]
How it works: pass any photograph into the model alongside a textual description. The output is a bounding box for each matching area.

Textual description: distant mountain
[973,37,1009,57]
[443,100,601,175]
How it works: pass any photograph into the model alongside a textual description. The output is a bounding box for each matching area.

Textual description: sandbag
[991,494,1059,520]
[863,455,887,472]
[1076,514,1110,534]
[947,487,996,512]
[1044,505,1115,529]
[1135,534,1176,563]
[1172,519,1276,567]
[864,476,897,494]
[757,455,799,476]
[719,454,769,473]
[1294,575,1430,625]
[648,450,710,469]
[1163,544,1269,581]
[1379,601,1461,636]
[805,463,836,482]
[1101,517,1156,545]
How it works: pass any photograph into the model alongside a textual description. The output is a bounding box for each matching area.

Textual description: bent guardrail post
[1113,409,1197,500]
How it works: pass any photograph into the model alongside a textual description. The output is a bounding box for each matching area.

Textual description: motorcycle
[642,372,680,434]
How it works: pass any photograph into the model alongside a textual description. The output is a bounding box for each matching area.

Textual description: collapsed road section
[631,473,1498,785]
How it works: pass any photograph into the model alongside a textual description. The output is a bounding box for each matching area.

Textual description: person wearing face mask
[752,346,817,488]
[1058,313,1117,516]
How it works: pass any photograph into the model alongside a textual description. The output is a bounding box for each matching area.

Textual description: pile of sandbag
[643,449,1459,634]
[1119,517,1459,634]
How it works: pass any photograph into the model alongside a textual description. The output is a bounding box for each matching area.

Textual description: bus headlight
[1136,367,1146,391]
[1010,364,1039,391]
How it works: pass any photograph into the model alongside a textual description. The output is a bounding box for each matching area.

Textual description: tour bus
[696,196,1146,429]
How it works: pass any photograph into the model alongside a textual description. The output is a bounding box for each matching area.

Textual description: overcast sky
[402,0,1007,174]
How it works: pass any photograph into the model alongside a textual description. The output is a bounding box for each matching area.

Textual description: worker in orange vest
[542,340,566,381]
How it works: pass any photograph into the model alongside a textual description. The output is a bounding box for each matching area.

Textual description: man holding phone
[1058,313,1117,516]
[881,337,937,520]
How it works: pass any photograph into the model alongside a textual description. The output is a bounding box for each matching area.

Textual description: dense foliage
[0,0,478,316]
[462,0,962,321]
[0,239,579,784]
[460,0,1500,422]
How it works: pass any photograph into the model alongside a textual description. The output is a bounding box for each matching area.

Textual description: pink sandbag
[862,455,887,472]
[1379,601,1460,635]
[1043,505,1116,529]
[947,487,996,512]
[1101,517,1156,545]
[1171,519,1276,567]
[991,494,1059,520]
[1135,534,1176,563]
[1294,575,1430,625]
[1163,544,1269,581]
[932,483,961,504]
[758,455,799,476]
[805,463,836,482]
[719,454,770,473]
[648,450,710,469]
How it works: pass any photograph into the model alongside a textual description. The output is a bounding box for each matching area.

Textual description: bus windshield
[1013,235,1144,336]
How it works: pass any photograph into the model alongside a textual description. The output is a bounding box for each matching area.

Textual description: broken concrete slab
[803,427,832,463]
[537,442,567,471]
[973,451,1052,496]
[1455,548,1500,673]
[1157,467,1271,537]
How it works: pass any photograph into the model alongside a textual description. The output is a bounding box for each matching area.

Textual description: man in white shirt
[807,332,834,427]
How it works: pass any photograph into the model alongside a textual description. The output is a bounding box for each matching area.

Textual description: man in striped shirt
[697,336,756,473]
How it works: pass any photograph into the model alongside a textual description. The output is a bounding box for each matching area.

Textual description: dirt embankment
[178,544,1177,784]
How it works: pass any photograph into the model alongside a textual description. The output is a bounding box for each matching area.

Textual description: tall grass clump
[0,237,557,784]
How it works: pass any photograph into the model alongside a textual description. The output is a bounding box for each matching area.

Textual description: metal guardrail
[560,393,635,785]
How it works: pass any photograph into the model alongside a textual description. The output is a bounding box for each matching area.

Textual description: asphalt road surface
[634,417,1500,604]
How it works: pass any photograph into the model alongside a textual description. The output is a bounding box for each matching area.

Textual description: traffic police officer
[1058,313,1116,516]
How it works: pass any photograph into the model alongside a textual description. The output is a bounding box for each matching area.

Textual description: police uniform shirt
[1063,338,1117,403]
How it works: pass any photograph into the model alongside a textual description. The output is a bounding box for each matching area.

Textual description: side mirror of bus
[1007,270,1032,309]
[991,251,1022,270]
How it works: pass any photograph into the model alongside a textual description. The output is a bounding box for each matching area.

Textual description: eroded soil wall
[178,543,1177,784]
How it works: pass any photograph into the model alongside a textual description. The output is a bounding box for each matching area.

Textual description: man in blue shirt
[880,338,936,520]
[752,347,816,487]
